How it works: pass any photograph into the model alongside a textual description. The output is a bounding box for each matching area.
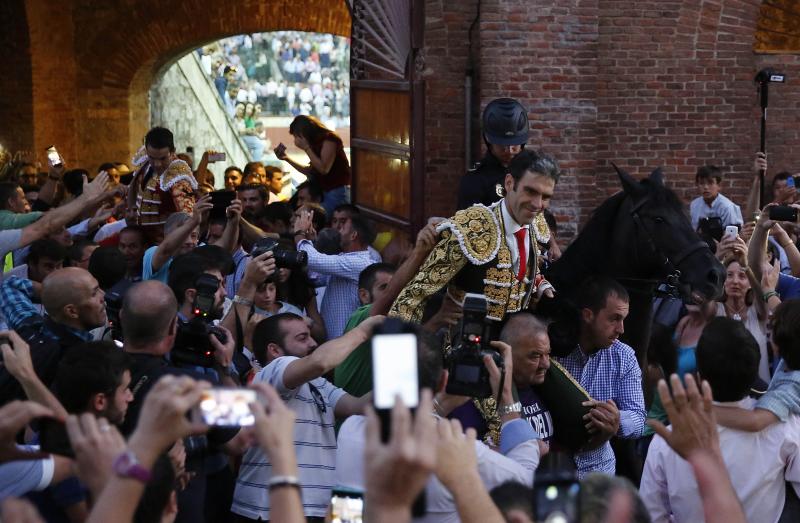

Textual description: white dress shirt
[499,199,530,277]
[640,397,800,523]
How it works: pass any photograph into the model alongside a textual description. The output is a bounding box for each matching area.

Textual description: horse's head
[613,164,725,303]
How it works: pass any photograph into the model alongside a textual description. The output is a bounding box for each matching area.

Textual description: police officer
[456,98,530,210]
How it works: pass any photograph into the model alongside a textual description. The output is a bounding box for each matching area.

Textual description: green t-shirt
[334,304,373,397]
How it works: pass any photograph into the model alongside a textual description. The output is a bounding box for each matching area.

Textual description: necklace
[726,301,747,321]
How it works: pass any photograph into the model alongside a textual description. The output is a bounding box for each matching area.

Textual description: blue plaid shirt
[297,240,376,339]
[556,339,646,477]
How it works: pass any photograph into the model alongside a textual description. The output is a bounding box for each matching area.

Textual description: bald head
[121,280,178,346]
[501,313,551,387]
[500,313,549,349]
[40,267,107,331]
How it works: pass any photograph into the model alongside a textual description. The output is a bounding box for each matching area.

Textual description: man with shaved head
[450,312,555,446]
[0,267,107,404]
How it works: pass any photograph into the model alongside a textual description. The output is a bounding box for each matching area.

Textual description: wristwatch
[232,295,254,307]
[112,450,152,482]
[497,402,522,416]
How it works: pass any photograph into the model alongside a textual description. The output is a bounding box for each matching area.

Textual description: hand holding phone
[208,152,226,163]
[274,143,288,159]
[46,146,62,168]
[195,388,256,427]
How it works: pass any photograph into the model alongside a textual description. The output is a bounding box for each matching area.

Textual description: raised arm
[282,315,384,390]
[150,195,212,273]
[210,199,242,253]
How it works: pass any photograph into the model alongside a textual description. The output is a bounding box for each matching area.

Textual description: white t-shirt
[232,356,346,519]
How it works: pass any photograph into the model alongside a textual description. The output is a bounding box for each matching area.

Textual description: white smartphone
[195,388,256,426]
[46,146,62,168]
[372,333,419,410]
[724,225,739,239]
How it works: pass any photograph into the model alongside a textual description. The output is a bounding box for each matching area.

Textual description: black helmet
[482,98,529,146]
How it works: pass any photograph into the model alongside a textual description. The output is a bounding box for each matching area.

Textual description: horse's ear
[649,167,665,187]
[611,162,643,197]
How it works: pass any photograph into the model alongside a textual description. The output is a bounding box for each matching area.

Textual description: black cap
[482,98,529,146]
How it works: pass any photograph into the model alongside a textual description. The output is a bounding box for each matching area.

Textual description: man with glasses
[231,312,382,522]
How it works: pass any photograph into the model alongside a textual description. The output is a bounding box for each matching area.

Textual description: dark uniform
[456,152,508,210]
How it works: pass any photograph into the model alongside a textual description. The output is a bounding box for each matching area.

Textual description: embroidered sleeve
[171,180,196,215]
[389,229,467,323]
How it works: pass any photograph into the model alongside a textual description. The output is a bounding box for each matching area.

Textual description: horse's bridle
[623,196,709,297]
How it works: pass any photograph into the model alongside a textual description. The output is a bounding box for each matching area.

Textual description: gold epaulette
[436,205,501,266]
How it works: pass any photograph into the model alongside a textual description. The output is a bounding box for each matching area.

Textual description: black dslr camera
[445,293,503,398]
[251,237,308,269]
[173,274,227,368]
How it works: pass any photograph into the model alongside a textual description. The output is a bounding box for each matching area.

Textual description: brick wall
[0,0,33,155]
[423,0,800,244]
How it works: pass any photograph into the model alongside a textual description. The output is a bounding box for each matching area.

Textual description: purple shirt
[450,386,553,442]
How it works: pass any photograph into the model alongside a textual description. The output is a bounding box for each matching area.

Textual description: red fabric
[514,228,527,281]
[311,132,351,191]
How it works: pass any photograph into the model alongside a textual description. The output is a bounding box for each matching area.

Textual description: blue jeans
[322,185,350,218]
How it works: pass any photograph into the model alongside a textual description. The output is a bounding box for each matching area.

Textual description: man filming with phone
[231,312,383,522]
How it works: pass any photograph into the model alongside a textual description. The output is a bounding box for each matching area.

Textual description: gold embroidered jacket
[390,201,540,323]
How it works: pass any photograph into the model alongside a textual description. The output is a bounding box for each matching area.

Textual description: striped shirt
[232,356,346,519]
[556,339,646,477]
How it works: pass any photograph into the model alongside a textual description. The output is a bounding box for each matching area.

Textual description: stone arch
[18,0,350,170]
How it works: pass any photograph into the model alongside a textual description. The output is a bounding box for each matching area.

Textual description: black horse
[540,165,725,369]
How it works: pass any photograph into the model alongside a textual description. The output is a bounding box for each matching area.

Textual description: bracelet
[293,230,307,238]
[497,402,522,416]
[268,475,301,491]
[232,295,254,307]
[432,397,445,416]
[763,290,780,301]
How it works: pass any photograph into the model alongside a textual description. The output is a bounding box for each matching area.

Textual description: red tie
[514,228,527,281]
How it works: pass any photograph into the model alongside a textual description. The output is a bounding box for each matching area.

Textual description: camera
[445,293,503,398]
[251,237,308,269]
[172,274,227,368]
[104,279,135,341]
[769,205,798,223]
[533,452,580,523]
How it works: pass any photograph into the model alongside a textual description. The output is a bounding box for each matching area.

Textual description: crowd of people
[203,31,350,124]
[0,95,799,523]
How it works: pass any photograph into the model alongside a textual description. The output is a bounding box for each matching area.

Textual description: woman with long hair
[274,115,350,217]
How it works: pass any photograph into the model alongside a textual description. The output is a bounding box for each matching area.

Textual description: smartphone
[788,176,796,189]
[39,418,74,458]
[769,205,799,222]
[46,146,62,168]
[274,143,287,157]
[209,190,236,220]
[724,225,739,239]
[208,152,226,163]
[372,333,419,410]
[533,479,581,523]
[195,388,257,427]
[329,488,364,523]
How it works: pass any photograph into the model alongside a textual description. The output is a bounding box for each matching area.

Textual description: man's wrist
[127,434,162,470]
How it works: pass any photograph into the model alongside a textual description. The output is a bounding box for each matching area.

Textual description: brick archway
[1,0,349,170]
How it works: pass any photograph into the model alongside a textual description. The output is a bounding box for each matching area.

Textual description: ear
[62,303,80,321]
[612,162,643,197]
[91,393,107,414]
[184,289,197,307]
[358,288,370,305]
[649,167,665,187]
[267,343,283,360]
[167,316,178,336]
[581,307,594,325]
[504,172,514,194]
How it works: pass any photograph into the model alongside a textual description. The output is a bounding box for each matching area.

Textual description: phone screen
[196,388,256,426]
[372,333,419,409]
[46,147,62,167]
[329,489,364,523]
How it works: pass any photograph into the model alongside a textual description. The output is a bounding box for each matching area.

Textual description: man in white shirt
[231,312,381,521]
[335,323,541,523]
[640,317,800,523]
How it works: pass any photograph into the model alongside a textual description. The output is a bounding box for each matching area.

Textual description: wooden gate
[348,0,425,236]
